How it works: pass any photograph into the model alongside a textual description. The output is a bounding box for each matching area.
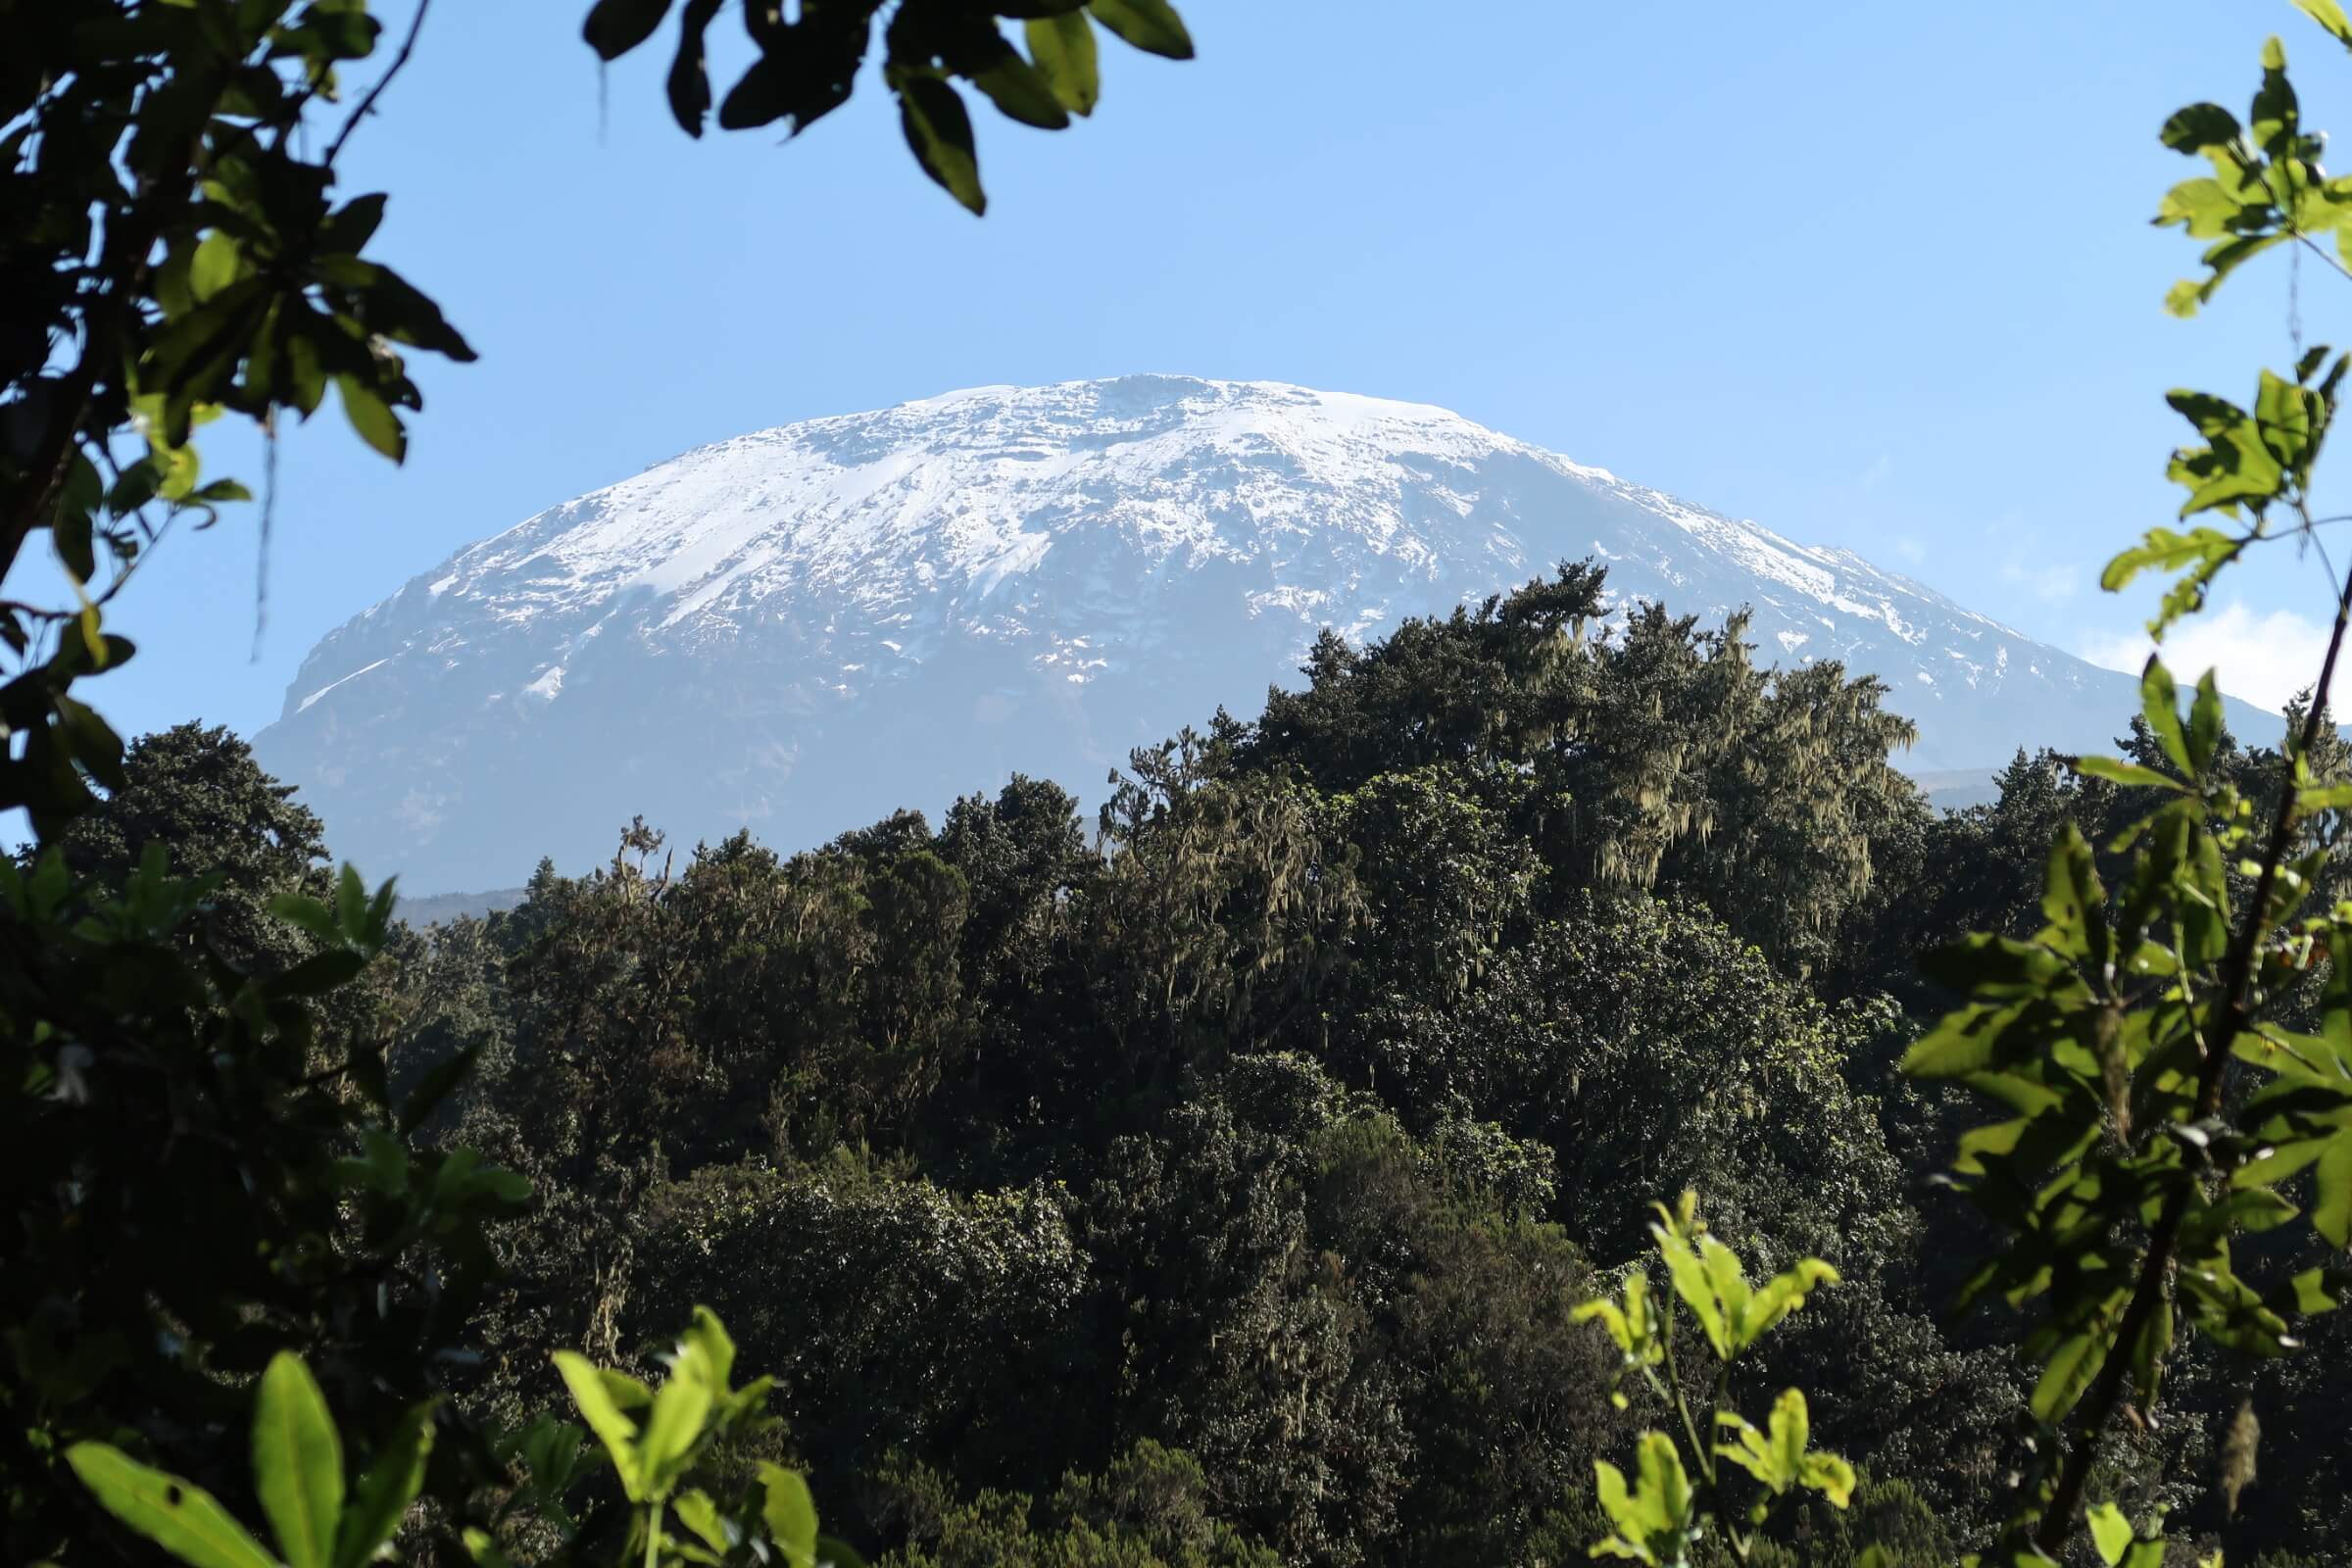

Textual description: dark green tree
[54,721,329,965]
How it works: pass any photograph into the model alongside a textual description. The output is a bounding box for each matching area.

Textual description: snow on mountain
[253,374,2275,894]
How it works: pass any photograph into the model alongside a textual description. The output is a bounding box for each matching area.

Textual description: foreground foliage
[2,1,1186,1563]
[18,3,2352,1567]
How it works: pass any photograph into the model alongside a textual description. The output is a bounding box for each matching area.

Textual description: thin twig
[2297,232,2352,290]
[323,0,432,170]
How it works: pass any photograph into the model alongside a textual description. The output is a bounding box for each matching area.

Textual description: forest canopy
[35,560,2352,1567]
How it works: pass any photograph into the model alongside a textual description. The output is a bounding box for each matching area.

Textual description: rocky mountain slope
[254,375,2272,893]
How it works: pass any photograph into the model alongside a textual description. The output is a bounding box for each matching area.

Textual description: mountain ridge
[255,375,2278,893]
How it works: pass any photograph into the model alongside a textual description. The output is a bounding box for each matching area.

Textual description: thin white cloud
[2078,600,2331,715]
[2002,557,2082,604]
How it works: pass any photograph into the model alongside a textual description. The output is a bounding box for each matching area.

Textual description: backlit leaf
[333,1400,435,1568]
[554,1351,643,1500]
[255,1352,344,1568]
[67,1445,277,1568]
[2074,756,2183,791]
[761,1464,818,1568]
[2298,0,2352,48]
[1087,0,1194,59]
[2088,1502,2132,1567]
[335,376,404,461]
[1026,14,1100,115]
[2033,1328,2110,1423]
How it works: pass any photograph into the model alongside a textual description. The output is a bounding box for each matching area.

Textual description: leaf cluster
[580,0,1193,216]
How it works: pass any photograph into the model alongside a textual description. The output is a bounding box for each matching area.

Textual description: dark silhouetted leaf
[583,0,674,61]
[665,0,722,136]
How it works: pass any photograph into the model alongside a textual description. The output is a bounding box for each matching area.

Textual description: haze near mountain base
[254,375,2272,894]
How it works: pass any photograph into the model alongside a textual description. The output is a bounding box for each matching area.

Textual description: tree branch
[324,0,432,170]
[2034,504,2352,1551]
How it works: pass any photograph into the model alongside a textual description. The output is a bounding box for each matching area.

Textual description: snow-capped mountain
[254,375,2271,894]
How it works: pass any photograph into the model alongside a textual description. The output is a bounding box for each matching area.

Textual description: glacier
[254,374,2278,894]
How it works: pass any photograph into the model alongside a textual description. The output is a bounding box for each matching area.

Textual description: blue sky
[50,0,2352,739]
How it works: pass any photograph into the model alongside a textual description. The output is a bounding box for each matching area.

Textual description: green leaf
[2040,823,2111,972]
[2033,1328,2110,1423]
[462,1527,517,1568]
[77,598,107,670]
[761,1464,819,1568]
[1799,1450,1857,1507]
[2300,0,2352,46]
[815,1537,868,1568]
[2297,781,2352,811]
[53,504,95,586]
[2158,175,2252,239]
[2087,1502,2133,1567]
[554,1351,643,1501]
[1694,1233,1754,1349]
[269,949,368,998]
[335,376,404,461]
[1716,1389,1821,1495]
[270,893,342,945]
[334,862,367,938]
[55,695,126,791]
[2164,390,2284,519]
[2141,658,2193,775]
[256,1351,344,1568]
[893,74,986,215]
[1087,0,1194,59]
[2253,34,2299,154]
[2159,102,2242,152]
[2315,1132,2352,1248]
[680,1306,737,1396]
[190,232,240,304]
[674,1490,731,1556]
[1650,1213,1732,1360]
[1902,1002,2024,1078]
[583,0,673,60]
[637,1352,715,1497]
[1921,933,2075,997]
[2074,756,2183,791]
[398,1043,482,1135]
[599,1368,655,1410]
[67,1445,279,1568]
[1573,1270,1663,1368]
[972,50,1071,129]
[2188,669,2225,774]
[1025,14,1100,115]
[333,1401,435,1568]
[1591,1433,1695,1565]
[1739,1257,1838,1346]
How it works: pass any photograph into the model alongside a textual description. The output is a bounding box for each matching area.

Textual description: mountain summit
[254,375,2260,893]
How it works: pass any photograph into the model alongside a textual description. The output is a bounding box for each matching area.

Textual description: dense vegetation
[45,555,2352,1566]
[19,2,2352,1566]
